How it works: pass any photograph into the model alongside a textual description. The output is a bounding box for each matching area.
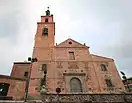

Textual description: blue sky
[0,0,132,77]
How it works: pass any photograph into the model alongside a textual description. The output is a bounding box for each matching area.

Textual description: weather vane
[45,6,50,16]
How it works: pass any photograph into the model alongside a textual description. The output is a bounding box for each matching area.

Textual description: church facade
[28,9,125,97]
[0,8,125,100]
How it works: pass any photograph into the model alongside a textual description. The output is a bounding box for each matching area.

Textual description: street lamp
[40,64,47,93]
[40,64,47,102]
[120,71,131,92]
[24,57,38,102]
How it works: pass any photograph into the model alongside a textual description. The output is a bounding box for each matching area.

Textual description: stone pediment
[56,38,89,48]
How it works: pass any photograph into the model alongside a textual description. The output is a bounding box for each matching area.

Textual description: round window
[69,42,72,44]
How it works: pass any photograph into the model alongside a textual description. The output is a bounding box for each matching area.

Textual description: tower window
[105,79,113,87]
[45,18,48,22]
[69,52,75,60]
[100,64,107,71]
[24,72,28,77]
[42,28,48,35]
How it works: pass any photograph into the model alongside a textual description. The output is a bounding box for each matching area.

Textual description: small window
[105,79,113,87]
[69,52,75,60]
[42,28,48,35]
[0,83,10,96]
[24,72,28,77]
[100,64,107,71]
[45,18,48,22]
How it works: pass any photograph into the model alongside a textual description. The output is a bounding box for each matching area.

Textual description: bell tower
[33,7,55,61]
[28,7,55,96]
[34,7,55,48]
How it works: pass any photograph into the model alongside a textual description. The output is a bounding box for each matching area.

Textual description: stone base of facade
[24,93,132,103]
[28,94,42,100]
[1,93,132,103]
[0,100,41,103]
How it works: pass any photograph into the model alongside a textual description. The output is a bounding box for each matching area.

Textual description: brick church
[0,8,125,100]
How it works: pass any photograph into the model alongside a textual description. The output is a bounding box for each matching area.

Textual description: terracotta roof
[14,62,31,64]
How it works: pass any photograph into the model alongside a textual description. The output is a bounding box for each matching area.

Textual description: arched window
[45,18,48,22]
[100,64,107,71]
[70,77,82,92]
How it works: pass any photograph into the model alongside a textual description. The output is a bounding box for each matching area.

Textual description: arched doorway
[0,83,10,96]
[70,77,82,92]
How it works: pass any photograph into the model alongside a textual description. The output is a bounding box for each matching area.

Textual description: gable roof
[56,38,89,48]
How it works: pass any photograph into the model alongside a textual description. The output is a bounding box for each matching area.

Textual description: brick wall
[11,62,31,78]
[0,75,26,100]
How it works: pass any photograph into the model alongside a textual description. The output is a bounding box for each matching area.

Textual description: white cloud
[0,0,132,77]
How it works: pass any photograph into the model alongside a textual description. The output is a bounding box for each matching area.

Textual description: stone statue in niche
[68,62,79,69]
[57,62,63,68]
